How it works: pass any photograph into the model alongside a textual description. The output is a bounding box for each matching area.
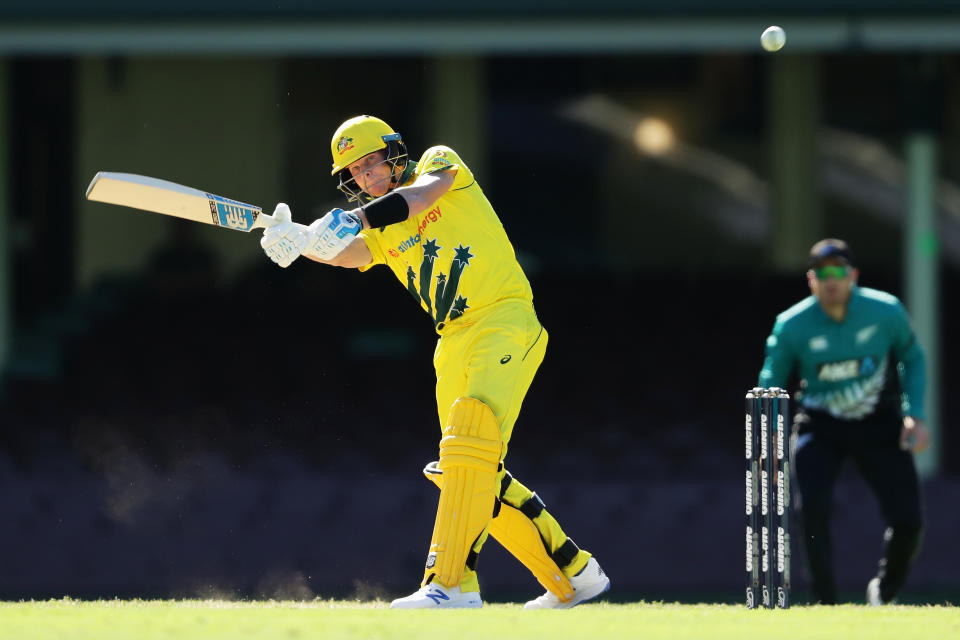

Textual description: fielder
[758,239,928,605]
[259,115,610,609]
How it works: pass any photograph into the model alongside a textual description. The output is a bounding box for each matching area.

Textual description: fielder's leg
[854,432,924,604]
[793,428,844,605]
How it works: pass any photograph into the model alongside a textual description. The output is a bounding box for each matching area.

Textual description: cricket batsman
[259,115,610,608]
[758,239,928,605]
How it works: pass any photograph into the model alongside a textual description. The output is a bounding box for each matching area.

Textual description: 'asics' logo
[426,588,450,605]
[500,355,512,364]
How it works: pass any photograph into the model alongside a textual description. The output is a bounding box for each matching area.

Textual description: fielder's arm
[891,300,927,421]
[758,317,795,388]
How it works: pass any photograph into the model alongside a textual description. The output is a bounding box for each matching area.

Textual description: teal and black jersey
[759,286,926,421]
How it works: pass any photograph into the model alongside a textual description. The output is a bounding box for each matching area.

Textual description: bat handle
[255,211,280,229]
[255,202,291,230]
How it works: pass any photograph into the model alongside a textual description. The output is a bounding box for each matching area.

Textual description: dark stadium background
[1,1,958,604]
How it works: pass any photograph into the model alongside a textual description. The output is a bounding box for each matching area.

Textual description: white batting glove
[302,208,362,260]
[260,203,308,268]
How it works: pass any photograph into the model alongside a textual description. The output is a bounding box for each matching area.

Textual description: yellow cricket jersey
[358,146,533,333]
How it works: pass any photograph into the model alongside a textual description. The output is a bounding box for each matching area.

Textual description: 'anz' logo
[817,358,874,382]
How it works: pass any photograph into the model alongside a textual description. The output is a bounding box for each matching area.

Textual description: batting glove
[260,203,308,268]
[302,208,362,260]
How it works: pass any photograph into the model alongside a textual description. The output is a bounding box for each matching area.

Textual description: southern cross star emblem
[423,238,441,260]
[452,295,469,316]
[453,244,474,266]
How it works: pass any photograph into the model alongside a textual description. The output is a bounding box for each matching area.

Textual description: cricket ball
[761,26,786,52]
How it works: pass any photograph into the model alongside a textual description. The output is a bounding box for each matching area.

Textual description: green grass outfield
[1,600,958,640]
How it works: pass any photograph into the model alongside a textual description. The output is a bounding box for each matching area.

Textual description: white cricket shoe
[866,577,883,606]
[389,582,483,609]
[524,557,610,609]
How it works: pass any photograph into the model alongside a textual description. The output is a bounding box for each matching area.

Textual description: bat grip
[256,212,279,229]
[256,202,294,230]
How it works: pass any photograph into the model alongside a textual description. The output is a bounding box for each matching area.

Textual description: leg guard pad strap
[519,493,546,519]
[551,537,581,569]
[500,470,514,498]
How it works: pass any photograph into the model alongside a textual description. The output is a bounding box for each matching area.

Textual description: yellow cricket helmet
[330,115,402,174]
[330,115,409,202]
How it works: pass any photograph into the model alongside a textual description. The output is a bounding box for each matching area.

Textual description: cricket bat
[85,171,277,231]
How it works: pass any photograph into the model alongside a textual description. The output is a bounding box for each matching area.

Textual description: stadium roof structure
[3,0,960,18]
[2,0,960,53]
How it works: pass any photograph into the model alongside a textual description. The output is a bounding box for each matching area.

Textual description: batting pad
[423,462,574,602]
[424,397,502,589]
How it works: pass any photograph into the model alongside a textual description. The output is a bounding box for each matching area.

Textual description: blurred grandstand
[0,0,958,603]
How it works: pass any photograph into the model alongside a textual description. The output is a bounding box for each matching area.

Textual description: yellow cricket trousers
[432,299,590,592]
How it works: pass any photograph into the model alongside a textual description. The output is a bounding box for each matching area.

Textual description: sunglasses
[814,265,850,280]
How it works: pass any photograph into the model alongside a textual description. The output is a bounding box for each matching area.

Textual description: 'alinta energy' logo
[388,206,442,258]
[336,136,355,155]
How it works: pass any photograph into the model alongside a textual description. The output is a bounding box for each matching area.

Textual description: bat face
[86,172,268,232]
